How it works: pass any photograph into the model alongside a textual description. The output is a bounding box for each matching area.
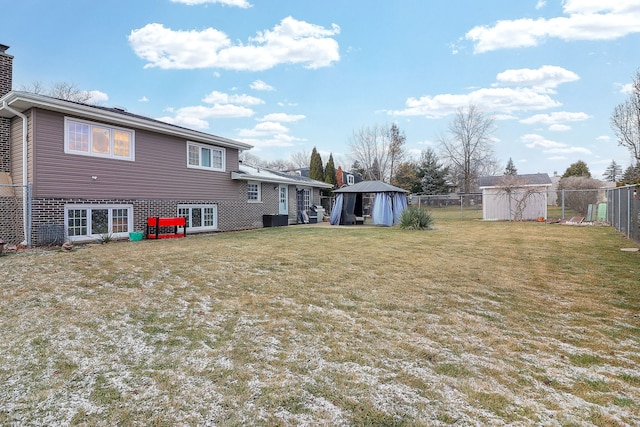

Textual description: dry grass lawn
[1,210,639,426]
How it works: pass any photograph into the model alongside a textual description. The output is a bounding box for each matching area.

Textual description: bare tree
[497,175,545,221]
[239,151,267,166]
[611,69,640,164]
[439,104,497,194]
[265,159,293,171]
[388,123,407,183]
[289,150,310,168]
[557,176,601,216]
[349,123,402,182]
[20,81,93,103]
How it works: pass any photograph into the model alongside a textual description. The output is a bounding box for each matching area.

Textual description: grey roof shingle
[478,173,552,188]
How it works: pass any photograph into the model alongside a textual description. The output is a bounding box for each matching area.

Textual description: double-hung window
[178,204,218,232]
[247,182,261,202]
[65,118,134,161]
[65,204,133,241]
[187,142,225,171]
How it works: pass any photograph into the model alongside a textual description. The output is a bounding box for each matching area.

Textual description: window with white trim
[178,204,218,231]
[65,118,134,161]
[65,204,133,241]
[347,174,355,185]
[247,182,261,202]
[187,142,225,171]
[302,188,311,211]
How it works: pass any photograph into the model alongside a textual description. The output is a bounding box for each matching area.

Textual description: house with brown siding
[0,44,331,246]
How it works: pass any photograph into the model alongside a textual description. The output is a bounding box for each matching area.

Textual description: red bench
[146,217,187,239]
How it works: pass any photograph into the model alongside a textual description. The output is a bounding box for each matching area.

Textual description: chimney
[0,44,13,97]
[1,44,13,173]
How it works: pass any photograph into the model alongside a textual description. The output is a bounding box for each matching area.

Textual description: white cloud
[238,121,290,137]
[520,111,591,125]
[620,83,634,94]
[258,113,305,122]
[170,0,252,7]
[250,80,275,91]
[202,90,264,106]
[522,133,592,155]
[495,65,579,92]
[84,90,109,104]
[138,96,149,102]
[389,86,559,118]
[157,104,255,129]
[535,0,547,10]
[597,135,611,141]
[388,65,584,119]
[236,136,299,149]
[548,124,572,132]
[465,1,640,53]
[129,17,340,71]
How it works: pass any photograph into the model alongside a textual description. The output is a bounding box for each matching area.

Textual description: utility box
[263,214,288,227]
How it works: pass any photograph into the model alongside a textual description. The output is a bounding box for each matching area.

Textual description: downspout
[1,100,29,246]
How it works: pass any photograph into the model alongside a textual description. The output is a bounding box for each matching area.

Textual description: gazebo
[330,181,408,227]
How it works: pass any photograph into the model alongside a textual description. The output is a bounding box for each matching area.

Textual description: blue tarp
[393,192,408,224]
[372,193,393,226]
[329,193,343,225]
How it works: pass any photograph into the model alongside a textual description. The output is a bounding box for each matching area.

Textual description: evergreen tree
[504,157,518,175]
[562,160,591,178]
[324,154,337,187]
[309,147,324,182]
[392,161,421,193]
[350,161,365,179]
[417,148,450,194]
[622,163,640,184]
[370,157,381,181]
[602,159,623,182]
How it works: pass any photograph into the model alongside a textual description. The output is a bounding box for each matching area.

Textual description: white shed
[479,174,552,221]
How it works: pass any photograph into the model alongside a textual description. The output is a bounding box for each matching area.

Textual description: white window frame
[347,174,355,185]
[247,181,262,203]
[64,117,135,161]
[64,204,133,242]
[302,187,312,211]
[177,204,218,232]
[186,141,225,172]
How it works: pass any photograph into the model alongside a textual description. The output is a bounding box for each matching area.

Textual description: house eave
[231,171,333,188]
[0,91,253,151]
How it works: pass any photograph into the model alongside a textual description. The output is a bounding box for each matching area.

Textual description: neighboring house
[0,44,330,246]
[289,166,361,188]
[478,173,552,221]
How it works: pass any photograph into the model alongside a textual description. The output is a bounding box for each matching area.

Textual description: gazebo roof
[333,180,408,193]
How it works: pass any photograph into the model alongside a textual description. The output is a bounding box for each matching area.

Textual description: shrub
[399,206,434,230]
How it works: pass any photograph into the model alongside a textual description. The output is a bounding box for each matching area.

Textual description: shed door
[279,185,288,215]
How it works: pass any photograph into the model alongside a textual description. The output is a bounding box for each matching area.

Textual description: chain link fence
[0,184,31,247]
[606,185,640,244]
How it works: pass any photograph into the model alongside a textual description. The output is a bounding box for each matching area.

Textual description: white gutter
[1,100,29,246]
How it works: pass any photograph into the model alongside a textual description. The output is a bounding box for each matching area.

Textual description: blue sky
[4,0,640,177]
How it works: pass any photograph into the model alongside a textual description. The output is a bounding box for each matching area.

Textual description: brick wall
[0,47,12,97]
[0,118,9,173]
[21,182,322,246]
[1,47,13,174]
[28,182,283,245]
